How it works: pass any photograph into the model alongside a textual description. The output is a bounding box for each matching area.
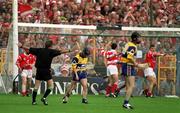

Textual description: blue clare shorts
[72,71,87,81]
[121,63,135,76]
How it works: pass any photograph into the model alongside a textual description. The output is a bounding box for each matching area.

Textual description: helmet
[131,31,141,44]
[82,47,90,56]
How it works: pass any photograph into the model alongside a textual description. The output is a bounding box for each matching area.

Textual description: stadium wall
[14,76,144,96]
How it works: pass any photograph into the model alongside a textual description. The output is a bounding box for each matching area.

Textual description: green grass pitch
[0,94,180,113]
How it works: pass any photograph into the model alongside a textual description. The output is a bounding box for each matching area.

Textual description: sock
[111,83,118,94]
[116,88,120,92]
[105,85,111,95]
[147,91,152,97]
[66,93,70,97]
[43,89,51,98]
[26,86,30,94]
[82,98,87,100]
[22,85,26,95]
[21,91,26,96]
[116,84,126,93]
[26,89,30,94]
[144,89,149,96]
[124,100,129,104]
[32,90,37,102]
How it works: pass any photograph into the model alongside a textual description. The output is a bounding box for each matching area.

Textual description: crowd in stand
[0,0,180,64]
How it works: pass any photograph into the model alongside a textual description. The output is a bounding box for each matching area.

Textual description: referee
[18,40,72,105]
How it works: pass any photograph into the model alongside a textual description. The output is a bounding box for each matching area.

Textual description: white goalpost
[12,0,18,80]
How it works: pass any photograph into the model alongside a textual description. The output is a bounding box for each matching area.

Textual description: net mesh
[0,30,14,93]
[17,24,179,77]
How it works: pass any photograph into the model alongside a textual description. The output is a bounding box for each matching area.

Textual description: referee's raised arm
[60,49,72,54]
[17,42,30,52]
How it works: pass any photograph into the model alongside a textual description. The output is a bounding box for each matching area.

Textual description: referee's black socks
[43,89,51,98]
[32,90,37,102]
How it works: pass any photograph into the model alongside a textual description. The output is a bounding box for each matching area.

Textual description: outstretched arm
[17,43,30,52]
[60,49,73,54]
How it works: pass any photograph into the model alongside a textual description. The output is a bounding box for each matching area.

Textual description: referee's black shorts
[35,68,52,81]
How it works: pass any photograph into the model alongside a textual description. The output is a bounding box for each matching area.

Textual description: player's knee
[33,88,38,92]
[83,84,87,88]
[82,85,88,91]
[48,84,54,90]
[153,80,157,85]
[113,74,119,81]
[130,84,135,89]
[22,80,27,84]
[83,87,87,92]
[114,81,119,85]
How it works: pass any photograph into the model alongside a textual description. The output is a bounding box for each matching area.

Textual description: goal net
[0,30,14,93]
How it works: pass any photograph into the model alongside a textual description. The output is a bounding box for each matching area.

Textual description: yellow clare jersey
[121,42,137,64]
[71,53,88,71]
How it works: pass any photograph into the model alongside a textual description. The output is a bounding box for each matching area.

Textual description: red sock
[26,90,29,94]
[111,83,118,94]
[144,89,149,95]
[105,85,111,95]
[147,91,152,97]
[116,84,125,93]
[116,88,120,93]
[21,91,26,96]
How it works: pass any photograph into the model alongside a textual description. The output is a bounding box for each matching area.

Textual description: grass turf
[0,94,180,113]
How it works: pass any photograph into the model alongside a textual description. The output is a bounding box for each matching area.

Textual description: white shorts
[144,67,156,78]
[107,65,118,76]
[21,69,33,78]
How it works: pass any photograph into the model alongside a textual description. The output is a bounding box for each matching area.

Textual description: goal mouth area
[18,23,180,37]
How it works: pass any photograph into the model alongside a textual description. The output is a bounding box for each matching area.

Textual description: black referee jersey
[29,48,62,80]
